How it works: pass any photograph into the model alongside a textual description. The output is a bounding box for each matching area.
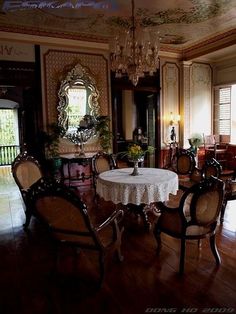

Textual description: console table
[60,153,96,187]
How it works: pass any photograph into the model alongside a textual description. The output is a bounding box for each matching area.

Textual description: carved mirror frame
[57,63,100,137]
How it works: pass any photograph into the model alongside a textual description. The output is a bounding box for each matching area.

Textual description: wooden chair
[203,134,216,157]
[154,176,224,274]
[91,151,117,190]
[27,177,124,286]
[204,134,229,164]
[11,149,43,228]
[171,149,200,190]
[202,158,222,179]
[220,143,236,179]
[201,159,235,223]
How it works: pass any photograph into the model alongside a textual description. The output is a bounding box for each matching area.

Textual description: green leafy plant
[118,143,155,162]
[126,143,155,161]
[95,116,113,152]
[41,123,63,159]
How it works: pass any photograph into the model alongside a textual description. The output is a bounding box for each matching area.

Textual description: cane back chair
[11,149,43,227]
[27,177,124,286]
[154,176,224,274]
[172,149,202,190]
[91,151,117,190]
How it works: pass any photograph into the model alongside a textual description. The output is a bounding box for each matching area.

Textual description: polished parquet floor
[0,166,236,314]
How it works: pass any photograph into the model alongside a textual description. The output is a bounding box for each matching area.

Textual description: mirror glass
[66,86,87,133]
[57,63,100,140]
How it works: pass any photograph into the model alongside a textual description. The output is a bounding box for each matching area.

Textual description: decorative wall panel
[190,63,212,136]
[43,49,109,153]
[182,61,191,147]
[162,62,180,145]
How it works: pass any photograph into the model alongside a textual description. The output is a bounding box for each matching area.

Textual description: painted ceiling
[0,0,236,52]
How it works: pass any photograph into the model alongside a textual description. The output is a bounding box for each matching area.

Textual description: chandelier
[110,0,160,86]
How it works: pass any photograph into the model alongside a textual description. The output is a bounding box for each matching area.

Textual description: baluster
[3,146,6,165]
[7,146,10,164]
[0,147,2,165]
[10,146,13,163]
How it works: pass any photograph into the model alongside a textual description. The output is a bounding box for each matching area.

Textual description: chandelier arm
[131,0,135,64]
[110,0,159,86]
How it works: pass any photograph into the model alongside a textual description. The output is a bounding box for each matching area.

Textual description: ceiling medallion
[110,0,160,86]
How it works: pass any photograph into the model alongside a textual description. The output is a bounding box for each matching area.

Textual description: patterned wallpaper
[43,49,110,153]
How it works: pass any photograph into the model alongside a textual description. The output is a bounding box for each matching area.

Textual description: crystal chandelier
[110,0,160,86]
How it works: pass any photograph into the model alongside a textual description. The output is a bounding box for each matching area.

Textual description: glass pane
[67,87,87,132]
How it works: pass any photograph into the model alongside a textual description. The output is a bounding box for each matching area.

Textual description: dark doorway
[111,72,160,167]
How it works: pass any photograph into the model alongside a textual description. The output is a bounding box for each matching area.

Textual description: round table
[97,168,178,229]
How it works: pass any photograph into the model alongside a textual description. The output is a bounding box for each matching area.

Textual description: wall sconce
[169,112,180,126]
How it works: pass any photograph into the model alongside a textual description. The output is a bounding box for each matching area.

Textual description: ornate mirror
[57,63,100,155]
[57,63,100,147]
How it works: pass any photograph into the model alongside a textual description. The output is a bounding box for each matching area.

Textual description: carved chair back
[91,152,117,188]
[202,158,222,179]
[11,150,43,228]
[12,150,43,192]
[154,176,224,274]
[176,149,196,175]
[27,178,124,285]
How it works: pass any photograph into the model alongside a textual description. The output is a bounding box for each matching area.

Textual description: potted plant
[95,116,113,152]
[40,123,63,174]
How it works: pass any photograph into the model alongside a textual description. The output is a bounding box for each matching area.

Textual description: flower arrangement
[126,144,155,161]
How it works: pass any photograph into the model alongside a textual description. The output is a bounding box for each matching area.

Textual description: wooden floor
[0,166,236,314]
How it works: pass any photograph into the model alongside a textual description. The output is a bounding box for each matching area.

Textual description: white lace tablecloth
[97,168,178,205]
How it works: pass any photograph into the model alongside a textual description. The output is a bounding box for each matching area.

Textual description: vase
[74,143,86,157]
[131,160,140,176]
[129,156,144,176]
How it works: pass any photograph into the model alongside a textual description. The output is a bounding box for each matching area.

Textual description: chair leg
[23,209,32,229]
[153,225,162,254]
[115,247,124,262]
[50,242,60,278]
[98,252,105,287]
[114,224,124,262]
[179,238,186,274]
[209,234,221,265]
[220,199,227,223]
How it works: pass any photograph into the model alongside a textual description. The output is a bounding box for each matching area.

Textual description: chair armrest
[156,201,180,213]
[95,209,124,232]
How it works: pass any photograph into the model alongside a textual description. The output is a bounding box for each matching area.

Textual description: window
[214,86,231,135]
[0,109,19,146]
[214,84,236,143]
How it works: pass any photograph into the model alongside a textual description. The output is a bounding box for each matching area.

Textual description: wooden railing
[0,145,20,166]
